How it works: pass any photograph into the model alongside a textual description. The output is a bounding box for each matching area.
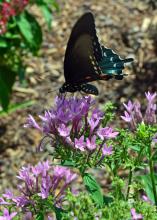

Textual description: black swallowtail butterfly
[59,12,133,95]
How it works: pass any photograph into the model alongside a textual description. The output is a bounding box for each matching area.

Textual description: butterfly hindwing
[98,46,133,79]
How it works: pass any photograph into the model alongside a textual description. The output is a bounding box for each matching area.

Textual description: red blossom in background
[0,0,29,34]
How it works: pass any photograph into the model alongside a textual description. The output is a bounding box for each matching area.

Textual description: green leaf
[54,207,65,220]
[35,213,44,220]
[130,145,141,152]
[40,4,52,29]
[0,39,7,48]
[3,32,20,39]
[61,160,76,167]
[16,11,42,51]
[51,0,60,11]
[139,174,157,203]
[40,0,60,11]
[0,100,35,116]
[103,195,113,205]
[83,173,103,207]
[0,66,16,111]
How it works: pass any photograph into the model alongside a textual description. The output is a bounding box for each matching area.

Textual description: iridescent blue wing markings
[59,12,134,95]
[98,46,134,80]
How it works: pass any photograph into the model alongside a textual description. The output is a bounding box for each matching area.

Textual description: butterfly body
[60,12,133,95]
[59,83,99,95]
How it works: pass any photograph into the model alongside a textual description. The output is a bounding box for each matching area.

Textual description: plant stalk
[126,167,133,200]
[148,146,157,206]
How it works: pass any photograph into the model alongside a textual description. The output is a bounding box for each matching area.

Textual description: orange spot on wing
[99,75,112,80]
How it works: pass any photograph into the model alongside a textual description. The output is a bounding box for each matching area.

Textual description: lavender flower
[121,92,157,129]
[145,91,156,103]
[25,96,94,137]
[86,135,97,151]
[74,136,86,151]
[141,195,151,203]
[144,92,157,125]
[123,100,134,112]
[64,169,77,184]
[121,111,132,123]
[134,101,143,123]
[0,197,10,205]
[131,208,143,220]
[102,144,113,156]
[88,117,100,135]
[91,108,104,120]
[24,114,41,131]
[25,96,118,166]
[23,212,32,220]
[96,144,113,165]
[97,127,119,140]
[0,161,77,211]
[57,123,70,137]
[2,189,14,200]
[0,208,17,220]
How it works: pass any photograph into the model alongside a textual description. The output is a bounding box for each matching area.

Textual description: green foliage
[139,174,157,203]
[0,66,16,110]
[102,200,157,220]
[62,192,100,220]
[1,96,157,218]
[101,101,116,126]
[16,11,42,52]
[0,0,58,111]
[0,100,35,116]
[83,173,104,207]
[35,213,44,220]
[61,192,157,220]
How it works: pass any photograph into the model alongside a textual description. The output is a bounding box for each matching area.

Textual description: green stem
[81,152,90,175]
[94,139,105,161]
[126,167,133,200]
[148,144,157,206]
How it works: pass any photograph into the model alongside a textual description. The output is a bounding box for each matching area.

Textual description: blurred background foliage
[0,0,58,111]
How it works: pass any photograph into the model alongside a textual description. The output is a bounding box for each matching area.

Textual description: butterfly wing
[64,12,134,85]
[99,46,134,80]
[64,12,110,84]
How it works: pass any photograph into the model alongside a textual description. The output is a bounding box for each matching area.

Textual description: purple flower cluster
[131,208,143,220]
[121,92,156,129]
[25,96,118,158]
[0,208,17,220]
[0,161,77,212]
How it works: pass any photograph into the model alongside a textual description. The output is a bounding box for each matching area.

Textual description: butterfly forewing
[64,12,103,84]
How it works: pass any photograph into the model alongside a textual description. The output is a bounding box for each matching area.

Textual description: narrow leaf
[35,213,44,220]
[40,4,52,29]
